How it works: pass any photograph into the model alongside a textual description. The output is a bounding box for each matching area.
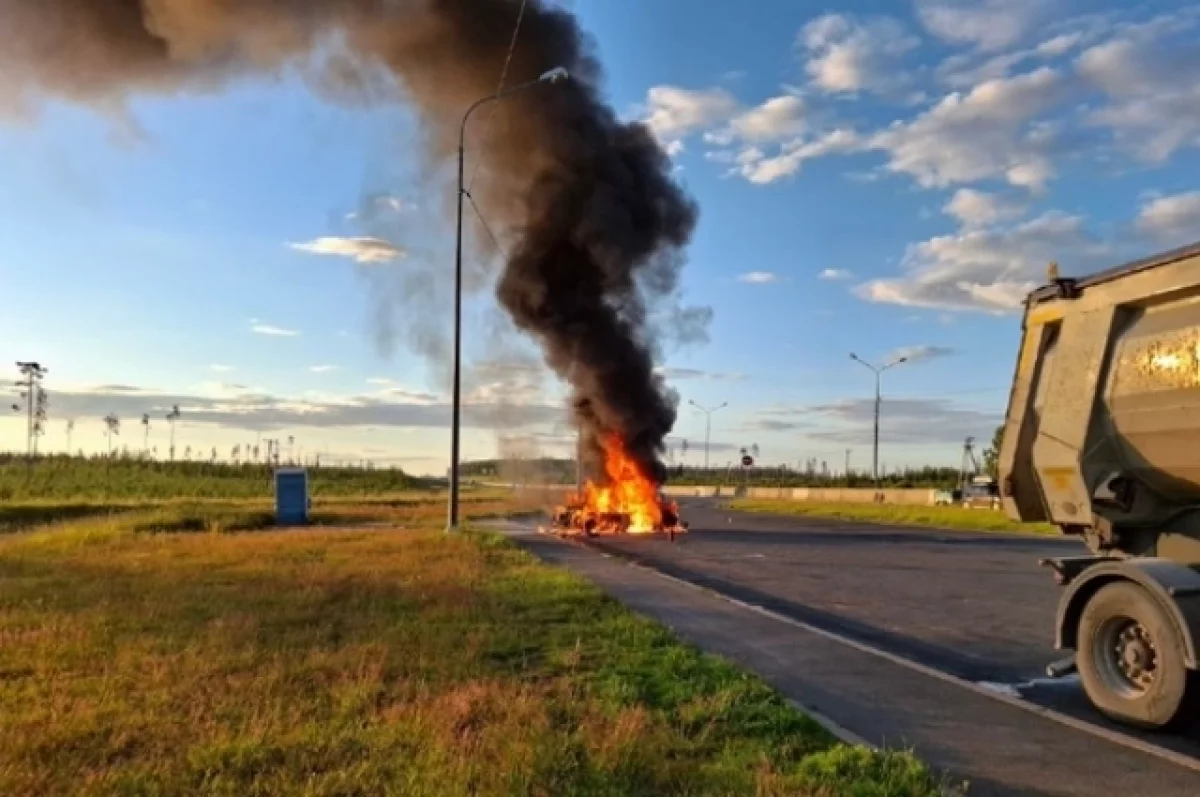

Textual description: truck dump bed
[999,240,1200,562]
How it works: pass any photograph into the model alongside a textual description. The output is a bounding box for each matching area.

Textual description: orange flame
[570,434,666,533]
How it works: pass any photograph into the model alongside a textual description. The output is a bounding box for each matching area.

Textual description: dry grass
[730,499,1058,535]
[0,490,533,536]
[0,500,944,796]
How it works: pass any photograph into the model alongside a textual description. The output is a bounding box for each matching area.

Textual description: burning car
[540,435,688,540]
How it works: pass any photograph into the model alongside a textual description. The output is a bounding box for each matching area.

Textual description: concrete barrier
[666,485,940,505]
[499,482,940,506]
[662,485,720,498]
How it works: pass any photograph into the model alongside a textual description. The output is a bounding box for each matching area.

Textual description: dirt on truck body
[1000,240,1200,731]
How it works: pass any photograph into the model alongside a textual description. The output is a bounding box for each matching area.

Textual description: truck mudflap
[1053,557,1200,669]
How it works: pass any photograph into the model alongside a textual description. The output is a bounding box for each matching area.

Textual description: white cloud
[642,85,739,149]
[1036,32,1084,58]
[723,95,806,143]
[196,382,261,400]
[644,87,808,162]
[1077,17,1200,163]
[867,67,1063,190]
[888,345,955,363]
[683,91,865,186]
[251,323,300,337]
[738,271,779,284]
[943,189,1026,228]
[1005,161,1053,191]
[208,364,234,373]
[19,382,557,435]
[800,396,1001,445]
[855,211,1110,313]
[463,361,549,409]
[734,128,860,184]
[646,84,855,186]
[819,268,853,281]
[309,365,339,373]
[1136,192,1200,245]
[366,377,395,386]
[937,30,1088,90]
[655,366,749,382]
[290,236,404,265]
[916,0,1045,52]
[800,13,920,95]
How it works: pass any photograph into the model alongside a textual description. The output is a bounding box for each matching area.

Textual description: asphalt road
[495,515,1200,796]
[584,499,1200,759]
[594,500,1074,682]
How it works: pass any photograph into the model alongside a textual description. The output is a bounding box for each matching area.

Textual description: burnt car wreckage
[539,497,689,540]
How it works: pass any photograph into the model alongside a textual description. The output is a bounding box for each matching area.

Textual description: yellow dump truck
[1000,241,1200,730]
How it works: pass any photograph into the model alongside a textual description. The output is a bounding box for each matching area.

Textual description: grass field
[0,455,431,501]
[730,499,1059,535]
[0,491,528,536]
[0,499,945,796]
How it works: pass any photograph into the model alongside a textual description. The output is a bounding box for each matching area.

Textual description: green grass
[0,455,432,501]
[0,492,535,536]
[0,501,947,796]
[730,499,1058,535]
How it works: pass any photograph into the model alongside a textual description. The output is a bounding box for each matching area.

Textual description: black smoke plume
[0,0,700,484]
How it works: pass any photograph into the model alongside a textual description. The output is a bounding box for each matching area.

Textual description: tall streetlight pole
[447,66,570,533]
[688,400,728,474]
[849,353,908,486]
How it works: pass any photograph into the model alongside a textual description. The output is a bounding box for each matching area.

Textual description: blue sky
[2,0,1199,475]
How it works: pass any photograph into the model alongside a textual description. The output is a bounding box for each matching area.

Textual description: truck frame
[1000,240,1200,730]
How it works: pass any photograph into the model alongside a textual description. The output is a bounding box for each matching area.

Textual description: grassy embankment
[731,499,1058,535]
[0,492,947,795]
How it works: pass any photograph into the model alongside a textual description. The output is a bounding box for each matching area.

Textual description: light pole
[688,400,728,474]
[447,66,570,532]
[849,353,908,486]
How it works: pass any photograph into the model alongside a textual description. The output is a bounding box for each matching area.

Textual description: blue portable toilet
[274,468,310,525]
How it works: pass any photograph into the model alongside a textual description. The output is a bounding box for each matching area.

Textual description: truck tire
[1076,581,1198,730]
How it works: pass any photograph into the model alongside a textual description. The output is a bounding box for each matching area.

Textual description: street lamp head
[849,352,859,361]
[540,66,569,84]
[897,357,908,364]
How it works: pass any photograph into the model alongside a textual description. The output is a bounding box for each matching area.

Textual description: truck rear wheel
[1076,581,1198,730]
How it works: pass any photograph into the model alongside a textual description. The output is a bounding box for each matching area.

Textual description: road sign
[741,455,754,468]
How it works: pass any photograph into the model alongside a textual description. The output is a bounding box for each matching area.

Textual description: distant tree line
[461,455,1003,491]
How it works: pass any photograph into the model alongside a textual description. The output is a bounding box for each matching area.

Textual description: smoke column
[0,0,699,484]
